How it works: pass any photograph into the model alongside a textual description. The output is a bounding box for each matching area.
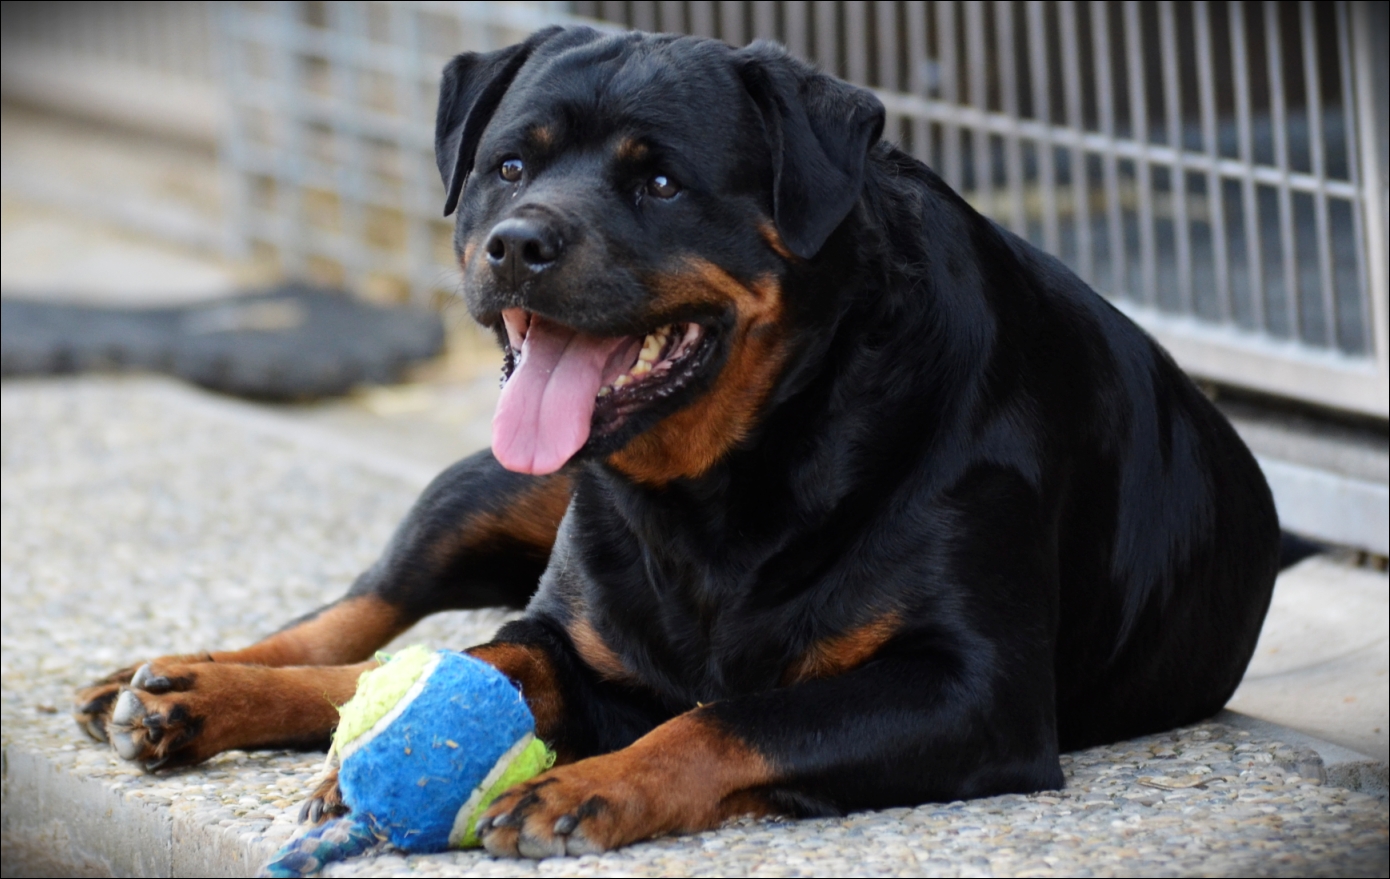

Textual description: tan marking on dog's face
[615,137,649,162]
[758,221,796,261]
[530,125,555,149]
[608,261,786,485]
[782,612,901,685]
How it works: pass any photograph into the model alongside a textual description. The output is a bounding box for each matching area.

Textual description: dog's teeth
[613,375,632,389]
[597,386,612,397]
[631,361,652,376]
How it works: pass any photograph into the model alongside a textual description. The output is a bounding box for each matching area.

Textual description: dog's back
[989,210,1281,749]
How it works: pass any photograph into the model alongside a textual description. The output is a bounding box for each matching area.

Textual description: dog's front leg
[476,655,1064,857]
[76,450,573,768]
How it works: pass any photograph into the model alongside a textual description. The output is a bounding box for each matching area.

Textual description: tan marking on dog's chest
[782,612,902,685]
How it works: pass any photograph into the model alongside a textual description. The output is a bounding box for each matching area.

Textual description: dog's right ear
[435,27,562,217]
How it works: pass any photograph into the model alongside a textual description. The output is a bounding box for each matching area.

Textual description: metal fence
[4,1,1386,418]
[218,2,588,306]
[576,0,1388,419]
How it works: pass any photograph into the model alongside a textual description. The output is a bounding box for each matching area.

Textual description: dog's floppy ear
[735,42,885,259]
[436,27,563,217]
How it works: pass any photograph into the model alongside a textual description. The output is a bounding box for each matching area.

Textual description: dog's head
[436,27,883,481]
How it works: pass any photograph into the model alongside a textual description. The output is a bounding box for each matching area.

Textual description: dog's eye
[499,158,524,183]
[646,175,680,199]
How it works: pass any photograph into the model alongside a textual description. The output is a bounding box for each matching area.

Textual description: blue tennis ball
[331,646,554,852]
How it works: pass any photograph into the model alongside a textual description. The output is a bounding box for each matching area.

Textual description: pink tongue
[492,316,632,475]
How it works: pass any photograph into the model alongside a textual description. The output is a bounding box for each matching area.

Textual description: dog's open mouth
[492,307,710,475]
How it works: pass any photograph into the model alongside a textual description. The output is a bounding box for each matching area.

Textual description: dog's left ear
[436,26,563,217]
[734,42,885,260]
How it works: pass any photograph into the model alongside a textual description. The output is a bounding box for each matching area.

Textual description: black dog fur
[77,27,1281,857]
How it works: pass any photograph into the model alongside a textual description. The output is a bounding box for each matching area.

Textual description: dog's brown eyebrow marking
[782,612,902,685]
[615,137,649,162]
[528,125,555,149]
[758,221,796,261]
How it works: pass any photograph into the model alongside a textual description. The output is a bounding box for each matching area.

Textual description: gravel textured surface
[3,376,1387,877]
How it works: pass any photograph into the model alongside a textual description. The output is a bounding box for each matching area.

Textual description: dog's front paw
[74,655,211,746]
[74,665,142,743]
[100,660,219,770]
[476,760,656,858]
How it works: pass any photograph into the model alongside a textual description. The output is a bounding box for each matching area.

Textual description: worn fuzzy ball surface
[332,645,553,852]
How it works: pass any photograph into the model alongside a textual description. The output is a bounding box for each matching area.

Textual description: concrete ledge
[1217,711,1388,798]
[4,377,1387,878]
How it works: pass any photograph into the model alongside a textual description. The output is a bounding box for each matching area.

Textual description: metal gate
[576,1,1389,419]
[18,1,1380,418]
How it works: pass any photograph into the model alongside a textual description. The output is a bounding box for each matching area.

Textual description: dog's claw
[80,714,109,742]
[130,663,173,694]
[553,814,578,835]
[298,797,321,825]
[144,755,172,772]
[111,689,145,726]
[111,728,140,761]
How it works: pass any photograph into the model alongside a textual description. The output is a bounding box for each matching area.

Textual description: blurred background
[1,1,1386,554]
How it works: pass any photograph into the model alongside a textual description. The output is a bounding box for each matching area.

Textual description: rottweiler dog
[76,27,1281,857]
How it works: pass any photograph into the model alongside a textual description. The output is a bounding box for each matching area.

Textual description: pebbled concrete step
[3,377,1386,878]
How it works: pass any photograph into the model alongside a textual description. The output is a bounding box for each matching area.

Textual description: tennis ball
[332,645,554,851]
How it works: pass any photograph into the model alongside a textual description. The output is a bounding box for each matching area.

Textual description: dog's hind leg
[76,449,573,768]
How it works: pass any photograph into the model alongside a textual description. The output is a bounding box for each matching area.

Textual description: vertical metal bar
[1028,0,1059,253]
[1349,2,1389,398]
[690,2,716,38]
[1301,1,1338,346]
[996,1,1025,232]
[1092,0,1124,297]
[1265,0,1301,338]
[218,2,250,260]
[783,1,809,59]
[1338,0,1373,355]
[877,0,900,91]
[659,1,686,33]
[396,3,431,304]
[602,1,629,27]
[1194,0,1231,322]
[936,1,963,187]
[338,2,369,294]
[968,0,992,209]
[845,1,869,83]
[632,1,658,32]
[816,1,839,76]
[277,2,305,277]
[1060,0,1093,282]
[1159,1,1192,313]
[1231,0,1265,330]
[720,0,745,44]
[905,1,931,164]
[752,1,778,40]
[1124,1,1156,304]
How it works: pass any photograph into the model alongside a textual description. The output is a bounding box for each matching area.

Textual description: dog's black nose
[485,218,563,287]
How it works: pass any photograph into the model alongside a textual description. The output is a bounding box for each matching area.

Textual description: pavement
[2,102,1387,877]
[2,375,1387,879]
